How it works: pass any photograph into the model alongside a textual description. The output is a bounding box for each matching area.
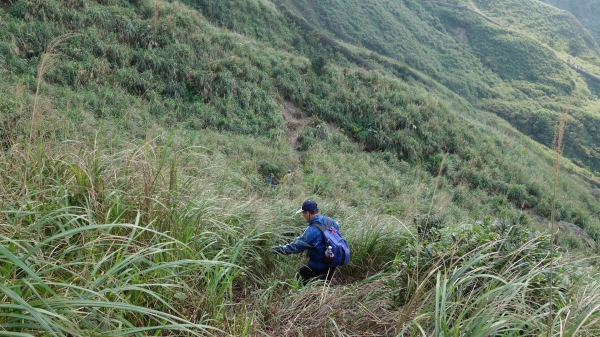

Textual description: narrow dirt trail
[281,101,311,149]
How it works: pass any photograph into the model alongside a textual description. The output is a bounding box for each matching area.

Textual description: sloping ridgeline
[463,0,600,170]
[540,0,600,47]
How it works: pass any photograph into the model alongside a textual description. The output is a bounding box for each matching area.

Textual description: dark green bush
[507,184,527,205]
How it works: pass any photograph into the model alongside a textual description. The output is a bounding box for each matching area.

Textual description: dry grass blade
[29,34,75,144]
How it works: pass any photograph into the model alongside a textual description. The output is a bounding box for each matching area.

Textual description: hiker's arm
[271,227,316,254]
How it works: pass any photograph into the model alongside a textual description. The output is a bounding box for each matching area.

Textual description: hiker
[266,173,278,187]
[281,169,293,183]
[271,200,341,284]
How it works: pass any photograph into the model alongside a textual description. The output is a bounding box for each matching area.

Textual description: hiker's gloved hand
[271,246,284,254]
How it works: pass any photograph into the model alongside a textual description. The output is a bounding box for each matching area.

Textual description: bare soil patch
[528,211,595,248]
[281,101,311,149]
[1,0,12,11]
[454,27,469,43]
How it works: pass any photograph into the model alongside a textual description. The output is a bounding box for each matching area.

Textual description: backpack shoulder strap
[311,217,333,233]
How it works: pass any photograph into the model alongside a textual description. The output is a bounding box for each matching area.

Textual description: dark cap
[295,200,318,214]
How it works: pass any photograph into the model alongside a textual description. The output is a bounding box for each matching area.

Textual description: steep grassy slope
[2,0,599,237]
[2,0,600,248]
[3,0,600,334]
[258,0,600,172]
[175,0,600,235]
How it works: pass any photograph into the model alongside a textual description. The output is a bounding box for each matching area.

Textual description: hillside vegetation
[262,0,600,172]
[2,0,600,335]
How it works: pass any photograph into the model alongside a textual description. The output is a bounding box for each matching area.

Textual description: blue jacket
[272,214,340,269]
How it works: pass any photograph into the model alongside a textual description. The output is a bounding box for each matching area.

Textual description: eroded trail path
[281,101,311,149]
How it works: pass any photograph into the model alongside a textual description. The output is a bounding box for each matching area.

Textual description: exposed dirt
[557,221,596,248]
[454,27,469,43]
[281,101,311,149]
[0,0,12,11]
[528,211,595,248]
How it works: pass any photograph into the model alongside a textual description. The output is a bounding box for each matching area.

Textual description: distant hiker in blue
[266,173,278,187]
[272,200,341,284]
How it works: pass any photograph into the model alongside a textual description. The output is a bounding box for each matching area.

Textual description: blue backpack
[312,218,351,267]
